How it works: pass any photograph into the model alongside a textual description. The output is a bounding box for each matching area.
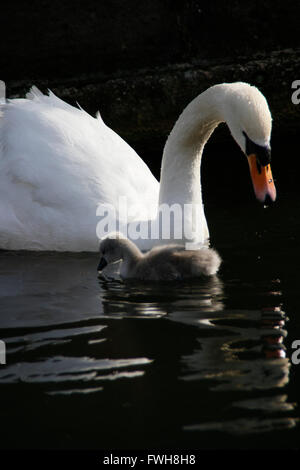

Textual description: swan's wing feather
[0,90,159,250]
[26,85,45,100]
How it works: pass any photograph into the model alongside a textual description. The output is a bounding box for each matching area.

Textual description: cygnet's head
[97,232,126,271]
[222,82,276,204]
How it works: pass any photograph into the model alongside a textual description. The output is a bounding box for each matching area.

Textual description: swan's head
[223,82,276,204]
[97,232,126,271]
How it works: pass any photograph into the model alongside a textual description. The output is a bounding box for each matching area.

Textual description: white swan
[0,82,276,251]
[98,232,221,280]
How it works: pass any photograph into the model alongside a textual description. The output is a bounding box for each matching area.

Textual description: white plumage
[0,87,158,250]
[0,82,273,251]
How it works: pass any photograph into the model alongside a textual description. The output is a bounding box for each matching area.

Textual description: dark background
[1,3,300,452]
[2,1,300,80]
[1,0,299,197]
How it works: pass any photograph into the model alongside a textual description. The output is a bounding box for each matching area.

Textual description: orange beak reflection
[247,154,276,203]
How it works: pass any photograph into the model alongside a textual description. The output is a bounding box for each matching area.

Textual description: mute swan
[0,82,276,251]
[97,232,221,280]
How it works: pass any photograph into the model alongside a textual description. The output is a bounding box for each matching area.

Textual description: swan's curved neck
[158,86,224,207]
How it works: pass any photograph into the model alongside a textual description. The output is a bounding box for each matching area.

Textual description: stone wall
[2,1,300,80]
[2,1,300,186]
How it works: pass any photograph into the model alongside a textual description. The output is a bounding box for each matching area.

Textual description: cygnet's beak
[247,154,276,204]
[97,257,108,271]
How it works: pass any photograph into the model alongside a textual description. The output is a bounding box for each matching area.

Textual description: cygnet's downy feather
[98,233,221,281]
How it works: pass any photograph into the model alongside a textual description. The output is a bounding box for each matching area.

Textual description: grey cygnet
[97,232,221,281]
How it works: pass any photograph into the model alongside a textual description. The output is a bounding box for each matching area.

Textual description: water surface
[0,194,299,450]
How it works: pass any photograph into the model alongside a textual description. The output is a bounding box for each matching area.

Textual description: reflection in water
[0,248,299,449]
[0,251,103,327]
[0,252,153,397]
[0,354,150,386]
[99,275,224,319]
[99,273,297,437]
[181,302,297,436]
[185,416,298,435]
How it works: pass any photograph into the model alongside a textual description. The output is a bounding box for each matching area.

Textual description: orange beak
[247,154,276,203]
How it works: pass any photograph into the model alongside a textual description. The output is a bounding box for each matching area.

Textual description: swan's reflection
[0,251,102,328]
[99,273,295,439]
[1,249,297,439]
[0,251,154,394]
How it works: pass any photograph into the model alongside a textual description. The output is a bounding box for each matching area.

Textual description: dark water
[0,193,299,450]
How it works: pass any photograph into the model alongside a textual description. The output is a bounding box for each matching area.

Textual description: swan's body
[0,82,276,251]
[98,232,221,280]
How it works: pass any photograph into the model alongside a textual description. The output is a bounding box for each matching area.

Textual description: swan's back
[0,88,159,250]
